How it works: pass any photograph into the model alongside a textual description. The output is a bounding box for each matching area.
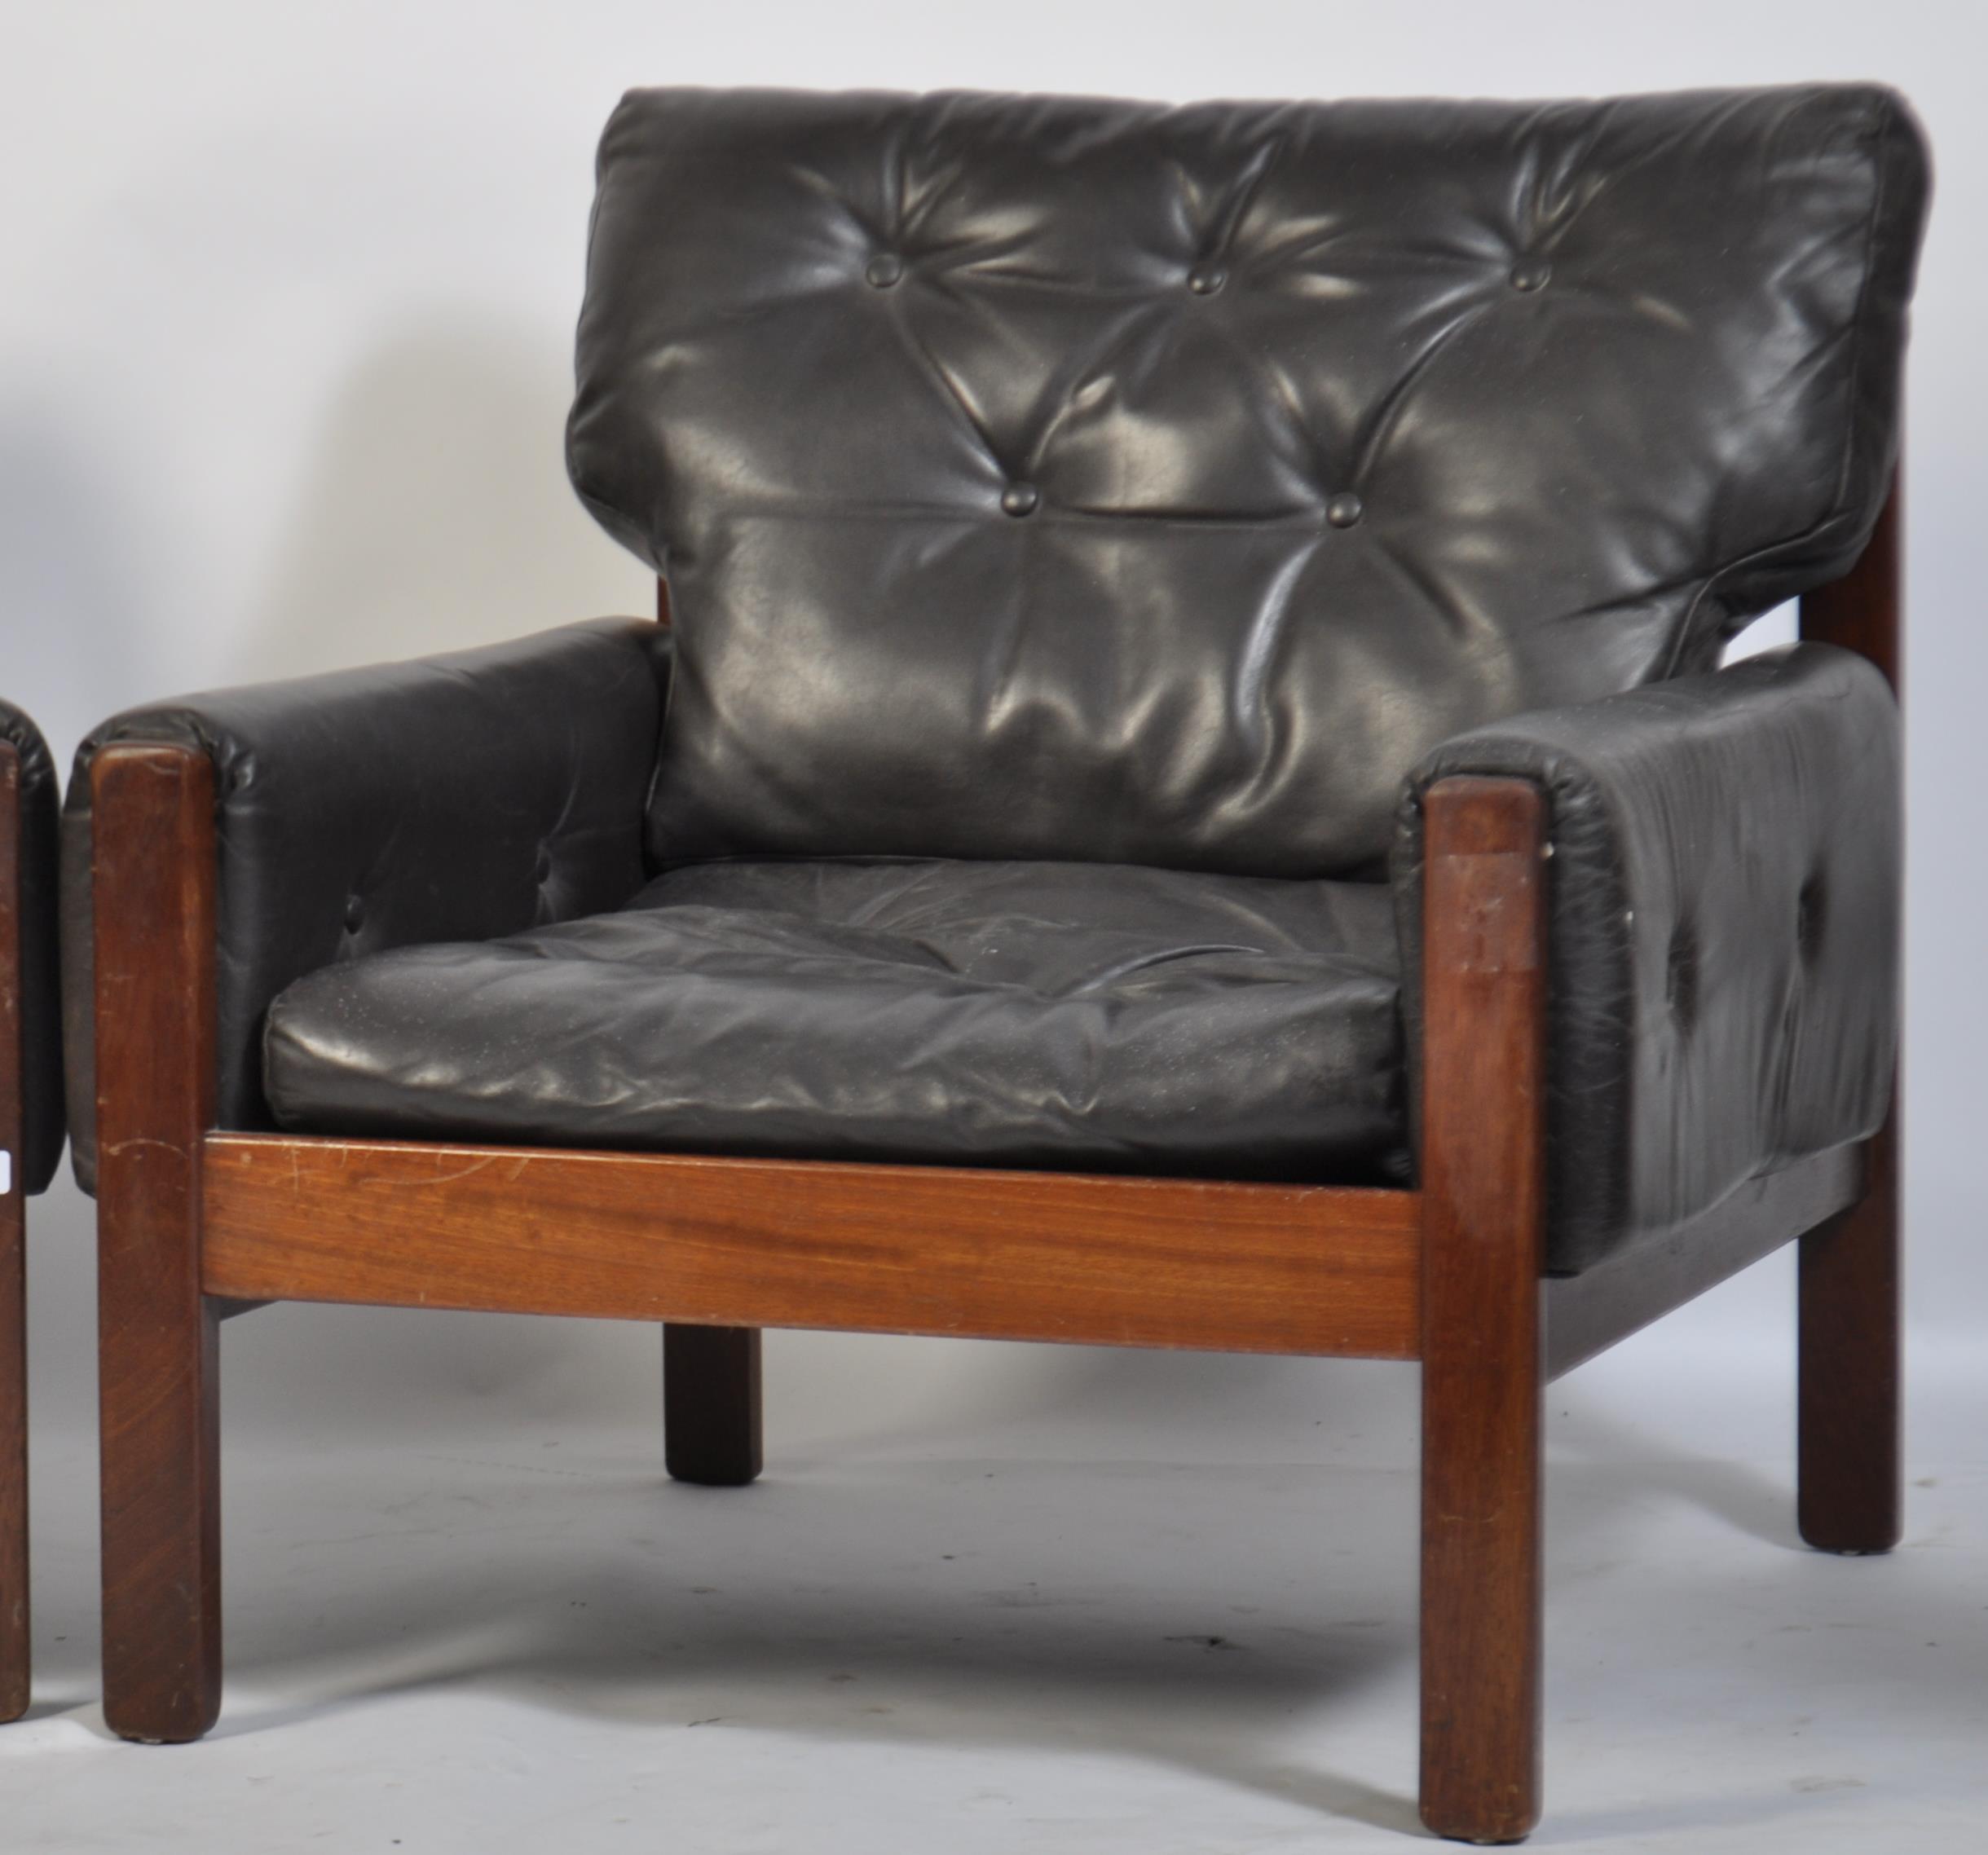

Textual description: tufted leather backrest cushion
[569,86,1928,877]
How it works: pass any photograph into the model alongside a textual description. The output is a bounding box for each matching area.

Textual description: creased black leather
[571,84,1928,879]
[60,620,669,1192]
[264,857,1407,1180]
[2,700,64,1194]
[1392,642,1898,1275]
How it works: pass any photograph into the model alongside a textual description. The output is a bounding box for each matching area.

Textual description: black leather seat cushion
[263,858,1407,1181]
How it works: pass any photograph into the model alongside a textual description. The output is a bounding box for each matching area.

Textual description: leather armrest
[1391,642,1898,1275]
[62,619,671,1191]
[2,700,64,1194]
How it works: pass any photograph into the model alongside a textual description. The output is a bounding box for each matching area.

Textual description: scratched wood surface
[201,1134,1425,1359]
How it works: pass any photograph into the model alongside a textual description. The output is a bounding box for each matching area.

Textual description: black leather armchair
[67,86,1928,1841]
[2,699,64,1723]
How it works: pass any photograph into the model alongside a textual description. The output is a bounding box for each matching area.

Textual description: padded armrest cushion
[1392,642,1898,1275]
[2,699,64,1194]
[62,619,671,1191]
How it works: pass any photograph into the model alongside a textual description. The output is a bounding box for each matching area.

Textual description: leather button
[1001,482,1040,518]
[1510,258,1552,292]
[1797,875,1827,961]
[1188,262,1228,295]
[534,846,554,885]
[1326,492,1364,529]
[1666,922,1699,1026]
[865,253,904,289]
[342,893,365,933]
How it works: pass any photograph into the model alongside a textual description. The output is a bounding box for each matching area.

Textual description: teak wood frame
[88,494,1902,1844]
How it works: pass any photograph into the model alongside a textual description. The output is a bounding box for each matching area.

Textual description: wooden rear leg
[1417,778,1549,1844]
[1797,1118,1901,1553]
[1796,475,1902,1557]
[664,1324,762,1487]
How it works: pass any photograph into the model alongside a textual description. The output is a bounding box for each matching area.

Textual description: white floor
[2,1319,1983,1853]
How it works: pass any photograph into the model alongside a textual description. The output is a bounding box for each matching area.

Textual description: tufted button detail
[1510,257,1552,292]
[1326,492,1364,529]
[1001,482,1040,518]
[1796,874,1827,962]
[865,253,905,289]
[534,845,554,885]
[342,892,365,934]
[1187,262,1228,296]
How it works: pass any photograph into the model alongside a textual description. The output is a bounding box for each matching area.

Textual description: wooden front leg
[94,744,223,1743]
[664,1324,763,1487]
[1417,777,1549,1844]
[0,745,27,1721]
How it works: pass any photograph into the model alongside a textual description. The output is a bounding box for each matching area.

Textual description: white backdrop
[3,0,1983,1461]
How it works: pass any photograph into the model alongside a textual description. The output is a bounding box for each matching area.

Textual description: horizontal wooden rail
[1543,1144,1862,1380]
[201,1135,1423,1359]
